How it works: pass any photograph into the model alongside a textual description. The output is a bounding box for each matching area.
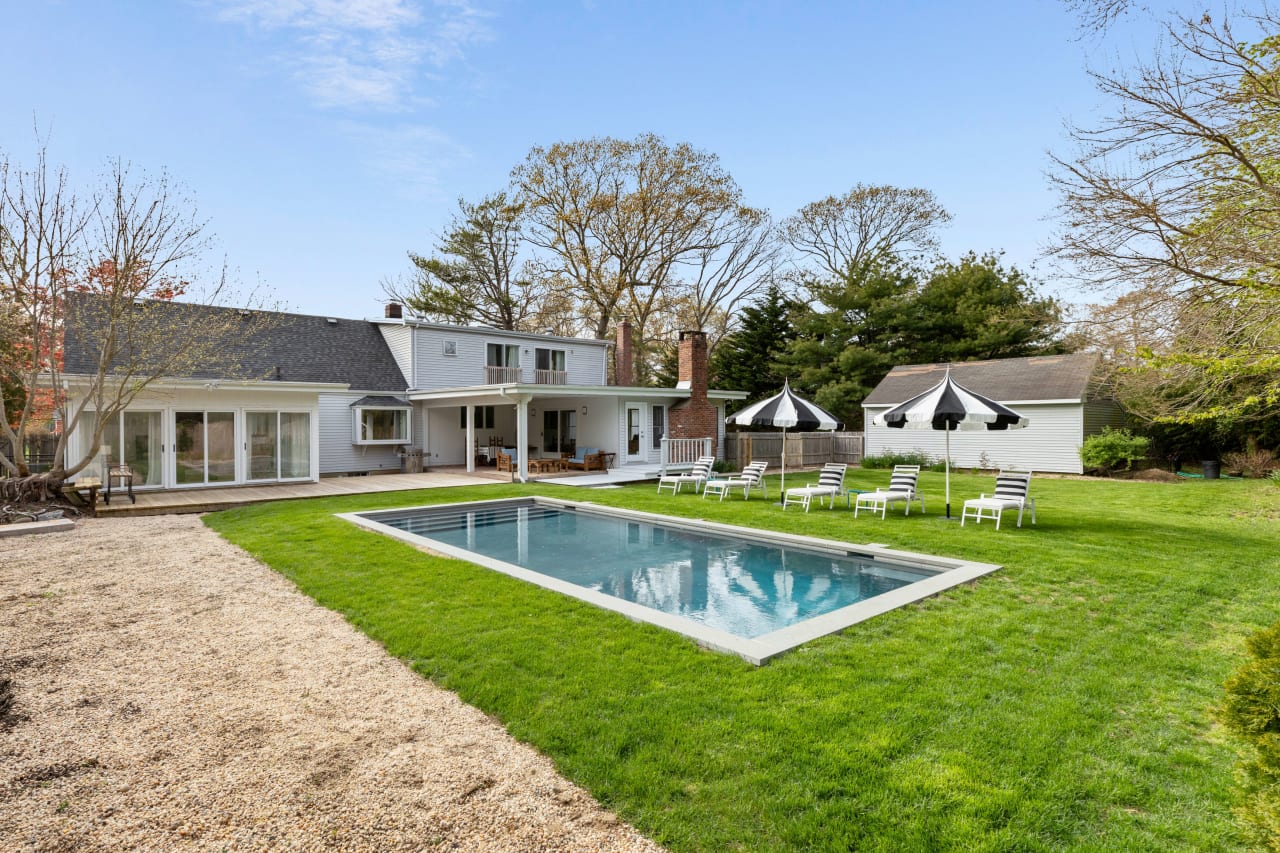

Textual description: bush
[711,459,736,474]
[1223,439,1278,479]
[860,451,947,473]
[1079,428,1150,475]
[1219,621,1280,849]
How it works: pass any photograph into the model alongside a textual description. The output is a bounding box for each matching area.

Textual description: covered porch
[411,384,717,483]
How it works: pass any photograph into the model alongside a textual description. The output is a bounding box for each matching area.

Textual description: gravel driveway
[0,515,665,852]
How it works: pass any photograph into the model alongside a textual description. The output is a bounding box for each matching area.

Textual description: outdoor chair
[961,470,1036,530]
[657,456,716,495]
[561,447,610,471]
[854,465,925,519]
[496,448,517,472]
[703,461,769,502]
[782,463,847,511]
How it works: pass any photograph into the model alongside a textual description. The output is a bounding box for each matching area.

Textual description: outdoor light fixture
[581,406,588,415]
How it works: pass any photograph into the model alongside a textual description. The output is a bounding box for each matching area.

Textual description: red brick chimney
[669,329,717,454]
[385,302,403,319]
[615,320,634,386]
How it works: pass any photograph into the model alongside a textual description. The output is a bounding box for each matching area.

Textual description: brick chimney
[615,320,634,387]
[385,302,403,319]
[676,330,708,401]
[669,329,717,454]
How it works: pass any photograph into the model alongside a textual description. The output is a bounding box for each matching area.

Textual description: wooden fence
[724,431,863,469]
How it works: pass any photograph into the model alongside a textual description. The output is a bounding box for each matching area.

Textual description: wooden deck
[95,471,506,517]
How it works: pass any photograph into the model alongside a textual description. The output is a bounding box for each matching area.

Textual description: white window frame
[353,406,412,445]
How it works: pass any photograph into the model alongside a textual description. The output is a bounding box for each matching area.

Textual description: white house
[860,354,1127,474]
[61,297,745,490]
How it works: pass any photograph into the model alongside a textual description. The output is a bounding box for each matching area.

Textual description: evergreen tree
[709,283,799,410]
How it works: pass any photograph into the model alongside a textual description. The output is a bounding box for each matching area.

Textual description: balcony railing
[484,365,523,384]
[534,369,568,385]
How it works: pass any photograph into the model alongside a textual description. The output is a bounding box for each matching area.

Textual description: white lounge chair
[961,471,1036,530]
[782,463,847,511]
[657,456,716,495]
[854,465,925,519]
[703,461,768,501]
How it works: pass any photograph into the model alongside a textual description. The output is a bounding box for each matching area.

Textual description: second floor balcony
[534,369,568,385]
[485,365,523,384]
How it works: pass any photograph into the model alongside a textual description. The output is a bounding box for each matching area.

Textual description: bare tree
[0,148,267,503]
[511,134,747,341]
[779,184,951,281]
[1048,7,1280,421]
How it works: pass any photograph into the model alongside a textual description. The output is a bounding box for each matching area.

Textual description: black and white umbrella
[727,379,840,494]
[872,369,1029,517]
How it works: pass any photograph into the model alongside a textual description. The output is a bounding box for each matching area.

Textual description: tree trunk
[0,474,66,505]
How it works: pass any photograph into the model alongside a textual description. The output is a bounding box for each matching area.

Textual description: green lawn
[205,470,1280,852]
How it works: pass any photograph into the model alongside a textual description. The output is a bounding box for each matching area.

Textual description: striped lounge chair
[782,463,847,511]
[854,465,925,519]
[703,461,769,501]
[961,471,1036,530]
[657,456,716,495]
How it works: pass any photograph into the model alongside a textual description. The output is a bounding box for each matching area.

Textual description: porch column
[515,397,529,483]
[465,405,475,473]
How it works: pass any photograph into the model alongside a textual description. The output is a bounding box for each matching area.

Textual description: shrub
[1223,439,1279,479]
[1079,428,1150,475]
[1218,621,1280,849]
[860,451,947,473]
[1270,470,1280,488]
[712,459,736,474]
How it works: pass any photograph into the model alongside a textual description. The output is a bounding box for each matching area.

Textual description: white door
[625,404,644,463]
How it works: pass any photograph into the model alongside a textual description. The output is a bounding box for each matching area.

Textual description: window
[443,340,457,356]
[353,407,410,444]
[542,409,577,453]
[651,405,666,450]
[535,348,565,371]
[486,343,519,367]
[460,405,495,429]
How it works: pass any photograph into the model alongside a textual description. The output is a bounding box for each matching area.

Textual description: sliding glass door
[175,411,236,486]
[81,410,163,486]
[247,411,311,481]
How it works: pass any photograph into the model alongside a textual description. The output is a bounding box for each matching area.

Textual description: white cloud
[339,121,473,197]
[210,0,493,110]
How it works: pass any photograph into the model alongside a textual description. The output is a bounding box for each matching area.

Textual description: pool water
[377,501,935,640]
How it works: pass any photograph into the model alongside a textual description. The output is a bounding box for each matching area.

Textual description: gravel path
[0,515,665,852]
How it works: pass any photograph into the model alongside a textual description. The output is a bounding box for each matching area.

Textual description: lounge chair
[854,465,925,519]
[703,461,769,501]
[782,463,847,511]
[496,448,518,472]
[657,456,715,495]
[961,471,1036,530]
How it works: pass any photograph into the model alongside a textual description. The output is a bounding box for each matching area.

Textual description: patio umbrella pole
[945,426,951,519]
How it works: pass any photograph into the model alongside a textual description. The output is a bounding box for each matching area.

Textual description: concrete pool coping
[337,496,1002,666]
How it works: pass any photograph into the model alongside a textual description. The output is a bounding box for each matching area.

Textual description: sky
[1,0,1131,319]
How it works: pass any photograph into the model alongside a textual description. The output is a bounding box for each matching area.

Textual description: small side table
[845,488,868,509]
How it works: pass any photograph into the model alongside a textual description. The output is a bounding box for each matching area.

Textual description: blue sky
[2,1,1112,318]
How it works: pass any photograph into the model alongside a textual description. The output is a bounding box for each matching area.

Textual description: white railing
[659,436,714,475]
[484,365,522,384]
[534,369,568,385]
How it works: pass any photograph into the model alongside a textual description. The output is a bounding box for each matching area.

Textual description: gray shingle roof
[63,294,407,392]
[861,353,1102,406]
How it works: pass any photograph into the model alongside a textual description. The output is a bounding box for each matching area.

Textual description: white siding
[863,402,1087,474]
[406,325,609,389]
[318,392,403,475]
[378,324,414,386]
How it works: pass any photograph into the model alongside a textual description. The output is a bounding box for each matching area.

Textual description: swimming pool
[339,497,1000,664]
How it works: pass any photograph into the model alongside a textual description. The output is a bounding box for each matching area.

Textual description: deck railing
[659,436,714,475]
[484,365,523,384]
[533,369,568,385]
